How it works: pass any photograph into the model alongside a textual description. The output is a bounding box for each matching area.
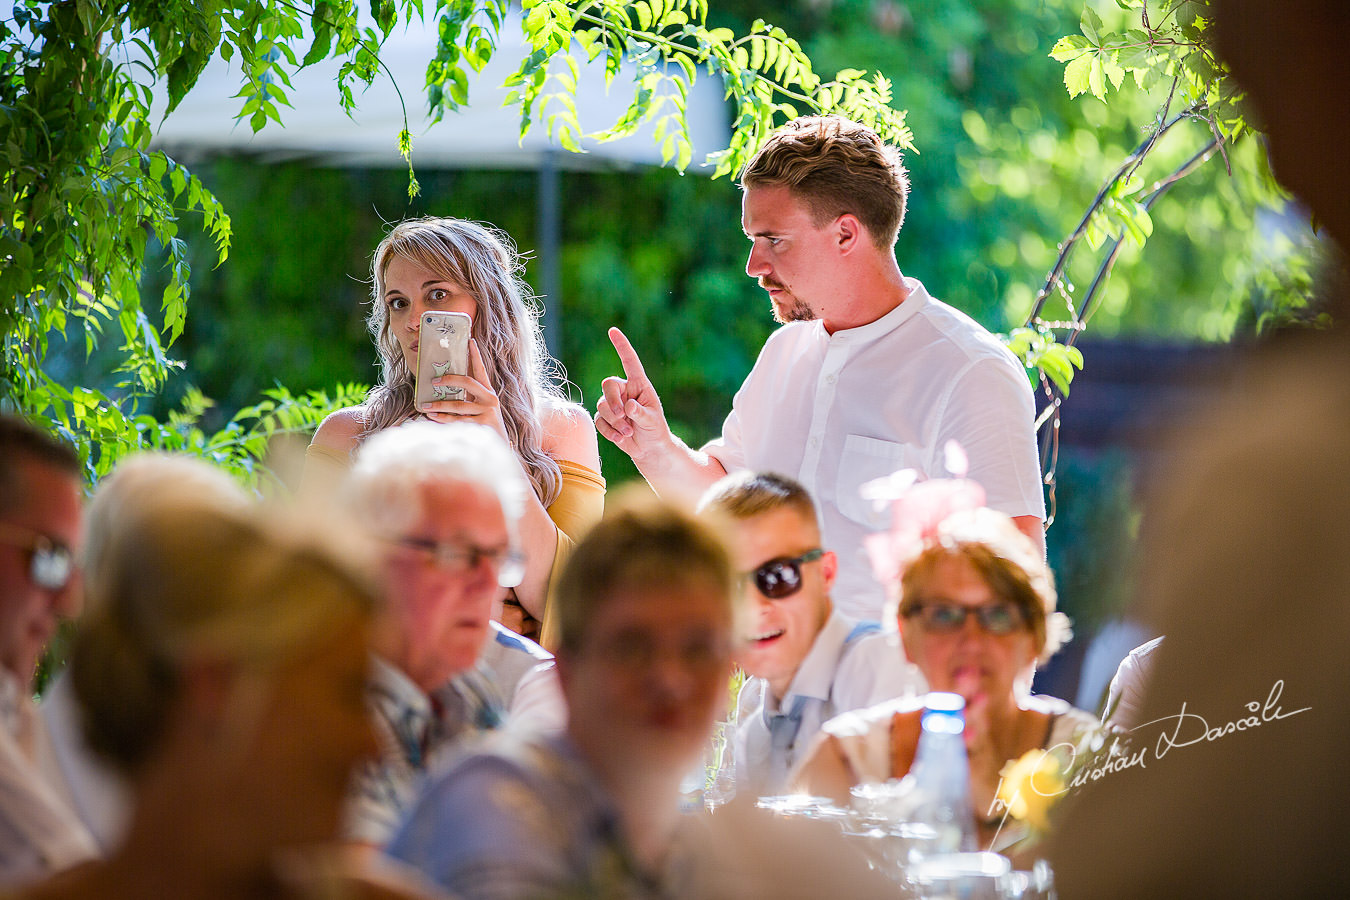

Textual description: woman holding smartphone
[306,217,604,644]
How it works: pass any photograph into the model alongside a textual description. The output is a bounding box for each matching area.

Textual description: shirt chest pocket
[834,434,929,531]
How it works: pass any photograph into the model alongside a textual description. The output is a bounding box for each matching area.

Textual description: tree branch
[1027,100,1202,323]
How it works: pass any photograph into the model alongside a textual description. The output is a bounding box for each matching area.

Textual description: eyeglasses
[904,602,1025,636]
[744,548,825,600]
[0,520,76,591]
[396,537,525,588]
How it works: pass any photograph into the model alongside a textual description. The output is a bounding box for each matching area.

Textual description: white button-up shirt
[704,278,1044,619]
[732,610,925,797]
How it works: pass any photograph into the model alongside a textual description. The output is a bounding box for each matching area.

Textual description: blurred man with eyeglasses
[390,490,900,898]
[0,415,98,886]
[700,471,922,797]
[339,420,563,848]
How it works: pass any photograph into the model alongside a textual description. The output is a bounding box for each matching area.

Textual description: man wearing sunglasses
[339,421,563,848]
[0,415,98,885]
[701,472,923,796]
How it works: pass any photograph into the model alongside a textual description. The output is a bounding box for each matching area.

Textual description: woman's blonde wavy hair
[362,217,565,506]
[71,498,379,776]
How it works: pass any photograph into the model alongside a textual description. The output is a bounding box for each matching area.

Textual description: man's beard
[768,288,816,324]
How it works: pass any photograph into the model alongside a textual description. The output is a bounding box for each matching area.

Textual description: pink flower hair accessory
[862,440,987,588]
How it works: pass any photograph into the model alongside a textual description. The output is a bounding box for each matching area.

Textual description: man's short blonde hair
[698,470,819,530]
[740,115,910,249]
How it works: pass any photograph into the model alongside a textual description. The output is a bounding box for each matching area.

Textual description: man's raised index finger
[608,327,650,385]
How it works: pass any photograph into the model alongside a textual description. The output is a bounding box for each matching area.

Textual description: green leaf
[1088,56,1106,100]
[1103,56,1126,91]
[749,36,764,71]
[1080,7,1103,45]
[1049,34,1091,63]
[675,137,692,171]
[1064,55,1092,98]
[448,67,469,107]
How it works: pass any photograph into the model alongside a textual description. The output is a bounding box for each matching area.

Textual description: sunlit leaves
[1083,178,1155,251]
[1049,1,1222,109]
[1002,326,1085,396]
[492,0,914,179]
[2,0,228,443]
[1029,0,1283,392]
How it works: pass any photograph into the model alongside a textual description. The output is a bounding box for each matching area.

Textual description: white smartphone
[415,311,472,412]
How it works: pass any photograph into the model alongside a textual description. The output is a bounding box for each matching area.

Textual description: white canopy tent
[149,9,732,170]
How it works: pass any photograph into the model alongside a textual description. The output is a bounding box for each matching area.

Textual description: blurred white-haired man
[341,421,564,847]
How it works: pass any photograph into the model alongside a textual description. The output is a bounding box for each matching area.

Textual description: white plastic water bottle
[908,691,978,854]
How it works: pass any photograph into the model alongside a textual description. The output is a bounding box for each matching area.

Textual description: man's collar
[369,656,433,715]
[826,276,929,344]
[773,609,854,707]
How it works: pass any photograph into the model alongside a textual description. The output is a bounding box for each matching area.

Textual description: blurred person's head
[0,415,84,687]
[82,452,250,606]
[699,471,835,701]
[554,490,738,780]
[363,216,562,505]
[344,421,527,692]
[70,498,380,854]
[896,508,1066,705]
[1213,0,1350,249]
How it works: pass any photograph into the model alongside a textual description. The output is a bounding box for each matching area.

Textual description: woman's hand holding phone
[418,340,512,447]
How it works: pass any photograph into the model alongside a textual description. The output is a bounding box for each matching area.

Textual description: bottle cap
[921,692,966,734]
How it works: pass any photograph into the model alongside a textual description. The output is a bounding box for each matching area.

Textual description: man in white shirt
[700,471,923,796]
[340,421,564,847]
[0,415,98,886]
[596,115,1044,620]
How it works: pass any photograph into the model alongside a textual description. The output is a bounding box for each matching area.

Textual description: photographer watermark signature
[985,679,1311,844]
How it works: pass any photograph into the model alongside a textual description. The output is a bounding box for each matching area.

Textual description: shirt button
[826,374,837,385]
[810,437,821,448]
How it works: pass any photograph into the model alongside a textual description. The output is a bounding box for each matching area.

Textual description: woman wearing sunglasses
[793,506,1091,848]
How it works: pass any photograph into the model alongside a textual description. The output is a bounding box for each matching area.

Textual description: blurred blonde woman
[306,217,603,643]
[19,496,434,899]
[794,507,1093,849]
[40,452,251,851]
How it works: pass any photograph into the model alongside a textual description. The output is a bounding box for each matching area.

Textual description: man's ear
[835,214,864,254]
[820,549,838,593]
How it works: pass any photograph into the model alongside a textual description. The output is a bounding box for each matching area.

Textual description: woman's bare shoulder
[538,397,600,469]
[311,405,368,454]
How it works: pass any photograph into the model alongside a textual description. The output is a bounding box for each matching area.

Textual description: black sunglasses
[904,602,1024,636]
[0,520,75,591]
[744,548,825,600]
